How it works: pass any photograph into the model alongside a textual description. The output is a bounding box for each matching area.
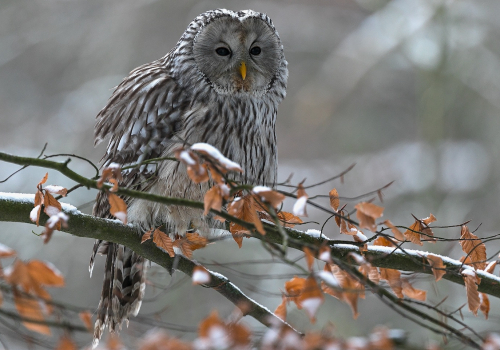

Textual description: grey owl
[90,9,288,344]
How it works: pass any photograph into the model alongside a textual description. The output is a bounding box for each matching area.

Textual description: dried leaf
[293,182,308,217]
[153,229,175,257]
[277,211,303,228]
[480,292,490,320]
[459,225,487,270]
[43,192,62,217]
[274,297,287,321]
[27,260,64,287]
[185,232,209,250]
[384,220,405,241]
[13,289,50,335]
[228,322,251,346]
[462,269,480,316]
[38,173,48,187]
[44,185,68,197]
[297,276,324,323]
[229,195,265,236]
[0,243,16,259]
[318,246,332,263]
[402,279,427,301]
[55,335,77,350]
[192,266,211,285]
[191,143,243,173]
[97,163,123,189]
[369,326,394,350]
[285,276,306,308]
[204,185,224,216]
[355,202,384,232]
[108,178,119,192]
[141,228,153,243]
[303,247,315,271]
[426,254,446,281]
[422,214,437,225]
[373,236,394,247]
[380,268,403,298]
[403,221,423,246]
[329,188,339,211]
[252,186,285,208]
[108,193,127,224]
[198,310,226,338]
[42,212,68,244]
[79,311,92,331]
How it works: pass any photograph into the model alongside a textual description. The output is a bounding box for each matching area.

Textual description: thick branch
[1,194,499,300]
[0,194,297,334]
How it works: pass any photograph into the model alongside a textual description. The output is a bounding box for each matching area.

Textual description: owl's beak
[239,62,247,80]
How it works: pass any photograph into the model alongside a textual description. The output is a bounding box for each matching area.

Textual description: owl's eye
[250,46,261,56]
[215,47,231,56]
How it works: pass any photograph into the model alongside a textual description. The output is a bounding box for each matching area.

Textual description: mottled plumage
[90,9,287,345]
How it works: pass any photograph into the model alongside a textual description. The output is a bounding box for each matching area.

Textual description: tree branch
[0,193,298,335]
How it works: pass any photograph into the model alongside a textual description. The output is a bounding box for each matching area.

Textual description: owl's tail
[90,241,147,348]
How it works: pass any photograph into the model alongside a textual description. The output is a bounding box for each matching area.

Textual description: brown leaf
[204,185,224,216]
[42,212,68,244]
[369,326,394,350]
[274,297,287,321]
[401,279,427,301]
[380,268,403,298]
[141,228,153,243]
[330,266,361,319]
[293,182,308,217]
[207,163,225,184]
[198,310,226,338]
[229,196,265,236]
[0,244,16,259]
[13,289,50,335]
[426,254,446,281]
[459,225,487,270]
[297,276,324,323]
[27,260,64,287]
[480,292,490,320]
[228,322,252,346]
[253,186,285,209]
[373,236,394,247]
[108,178,119,192]
[318,246,332,263]
[43,192,62,217]
[97,164,123,189]
[422,213,437,225]
[355,202,384,232]
[38,173,48,187]
[403,221,423,246]
[153,229,175,257]
[185,232,210,250]
[33,190,44,226]
[384,220,405,241]
[329,188,339,211]
[277,211,303,228]
[285,276,307,308]
[44,185,68,197]
[108,193,128,224]
[462,270,480,315]
[79,311,92,331]
[107,334,123,350]
[55,335,77,350]
[303,247,315,271]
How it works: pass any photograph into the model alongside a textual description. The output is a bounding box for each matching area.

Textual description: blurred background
[1,0,500,348]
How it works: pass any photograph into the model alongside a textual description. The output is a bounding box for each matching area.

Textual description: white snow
[191,143,242,172]
[192,269,211,284]
[355,231,367,241]
[348,252,367,265]
[461,268,476,277]
[0,192,80,215]
[292,196,307,216]
[30,205,40,222]
[252,185,272,194]
[46,212,69,229]
[305,229,328,239]
[319,250,331,262]
[317,270,340,288]
[301,297,323,320]
[179,150,196,166]
[44,185,67,195]
[0,243,15,256]
[44,205,60,217]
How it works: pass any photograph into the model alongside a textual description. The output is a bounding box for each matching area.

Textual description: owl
[89,9,288,345]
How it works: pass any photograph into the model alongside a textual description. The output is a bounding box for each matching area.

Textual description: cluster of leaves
[0,243,92,336]
[29,173,69,243]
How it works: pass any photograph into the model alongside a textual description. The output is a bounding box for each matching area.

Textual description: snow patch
[191,143,242,171]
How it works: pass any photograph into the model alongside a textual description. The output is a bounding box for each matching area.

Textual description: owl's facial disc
[193,16,281,95]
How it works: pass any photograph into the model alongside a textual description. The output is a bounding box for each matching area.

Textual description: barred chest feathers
[127,95,278,236]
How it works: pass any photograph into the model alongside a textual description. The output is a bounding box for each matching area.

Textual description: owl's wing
[91,59,190,267]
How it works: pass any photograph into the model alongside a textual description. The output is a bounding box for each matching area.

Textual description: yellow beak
[240,62,247,80]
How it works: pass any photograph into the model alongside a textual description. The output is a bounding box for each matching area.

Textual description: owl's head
[186,9,287,97]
